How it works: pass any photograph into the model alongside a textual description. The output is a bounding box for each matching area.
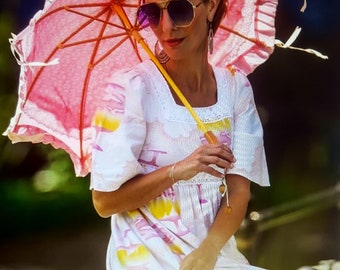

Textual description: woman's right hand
[173,143,236,182]
[92,143,235,216]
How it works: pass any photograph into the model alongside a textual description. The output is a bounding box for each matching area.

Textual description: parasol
[3,0,278,176]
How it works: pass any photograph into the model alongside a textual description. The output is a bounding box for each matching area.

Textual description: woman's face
[144,0,211,62]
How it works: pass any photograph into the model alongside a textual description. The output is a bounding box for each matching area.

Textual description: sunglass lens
[168,0,194,27]
[137,4,161,27]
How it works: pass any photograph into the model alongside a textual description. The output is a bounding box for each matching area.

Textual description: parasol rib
[79,3,118,165]
[5,0,280,176]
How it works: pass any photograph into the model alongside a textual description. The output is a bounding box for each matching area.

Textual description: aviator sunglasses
[137,0,202,28]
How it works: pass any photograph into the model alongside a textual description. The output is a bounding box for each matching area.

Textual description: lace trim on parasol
[274,0,328,60]
[300,0,307,12]
[9,33,59,67]
[275,27,328,60]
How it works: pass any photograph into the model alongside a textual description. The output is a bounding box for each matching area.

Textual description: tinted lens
[137,4,161,27]
[168,0,194,27]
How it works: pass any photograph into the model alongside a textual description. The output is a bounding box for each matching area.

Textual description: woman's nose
[159,10,176,30]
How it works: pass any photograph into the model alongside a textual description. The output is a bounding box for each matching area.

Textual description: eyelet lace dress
[90,60,270,269]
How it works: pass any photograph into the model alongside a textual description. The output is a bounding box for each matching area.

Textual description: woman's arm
[92,142,236,217]
[92,165,174,217]
[179,174,250,270]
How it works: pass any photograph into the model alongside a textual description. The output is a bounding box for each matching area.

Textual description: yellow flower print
[173,201,180,215]
[148,198,177,219]
[227,65,236,76]
[92,110,120,131]
[117,245,150,265]
[127,209,141,218]
[169,243,184,255]
[204,118,231,133]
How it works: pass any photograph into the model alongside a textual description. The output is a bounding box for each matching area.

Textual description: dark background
[0,0,339,269]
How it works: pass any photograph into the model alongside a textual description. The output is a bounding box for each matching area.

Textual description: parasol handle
[139,37,219,144]
[204,130,219,144]
[140,38,219,144]
[113,4,218,144]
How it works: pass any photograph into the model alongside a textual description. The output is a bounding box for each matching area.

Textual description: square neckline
[142,61,231,124]
[163,67,223,111]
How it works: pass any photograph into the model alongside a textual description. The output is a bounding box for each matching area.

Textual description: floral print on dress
[90,61,269,269]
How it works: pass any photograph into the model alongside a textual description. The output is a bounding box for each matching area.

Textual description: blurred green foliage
[0,145,95,239]
[0,2,97,240]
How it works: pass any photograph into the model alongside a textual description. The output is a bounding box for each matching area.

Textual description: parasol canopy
[4,0,278,176]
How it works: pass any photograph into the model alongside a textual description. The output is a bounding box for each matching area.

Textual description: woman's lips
[164,38,184,48]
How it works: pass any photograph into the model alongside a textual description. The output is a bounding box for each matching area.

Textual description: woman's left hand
[179,246,218,270]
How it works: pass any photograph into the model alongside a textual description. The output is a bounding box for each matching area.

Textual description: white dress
[90,60,270,269]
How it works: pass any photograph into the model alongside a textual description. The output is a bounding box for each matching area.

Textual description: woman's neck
[165,57,213,91]
[163,58,217,107]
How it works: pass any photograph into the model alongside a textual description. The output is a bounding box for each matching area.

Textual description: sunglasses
[137,0,202,28]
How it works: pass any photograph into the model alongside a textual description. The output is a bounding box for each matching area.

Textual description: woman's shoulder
[214,65,249,84]
[113,60,157,80]
[213,65,252,103]
[108,60,158,95]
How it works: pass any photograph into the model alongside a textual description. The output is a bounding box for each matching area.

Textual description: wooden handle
[204,131,219,144]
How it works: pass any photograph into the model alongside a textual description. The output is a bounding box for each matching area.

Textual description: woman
[90,0,269,269]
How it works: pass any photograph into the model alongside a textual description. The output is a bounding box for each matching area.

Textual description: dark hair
[205,0,228,33]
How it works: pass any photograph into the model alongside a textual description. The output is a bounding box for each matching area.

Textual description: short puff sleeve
[90,68,147,191]
[227,70,270,187]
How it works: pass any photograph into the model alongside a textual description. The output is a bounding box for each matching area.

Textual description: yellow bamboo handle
[113,5,219,144]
